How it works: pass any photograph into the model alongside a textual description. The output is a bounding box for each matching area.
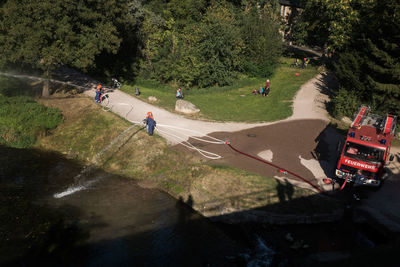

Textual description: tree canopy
[0,0,283,91]
[0,0,126,95]
[292,0,400,118]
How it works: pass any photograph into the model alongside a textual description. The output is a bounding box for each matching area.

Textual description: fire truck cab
[335,105,397,187]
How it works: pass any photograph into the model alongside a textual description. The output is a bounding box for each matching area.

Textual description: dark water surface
[0,146,250,266]
[51,175,246,266]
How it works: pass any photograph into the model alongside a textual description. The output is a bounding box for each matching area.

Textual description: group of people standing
[292,57,310,68]
[253,79,270,97]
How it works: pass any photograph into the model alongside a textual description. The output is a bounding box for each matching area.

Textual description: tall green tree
[240,4,282,76]
[0,0,125,96]
[190,3,243,87]
[333,0,400,117]
[139,1,244,88]
[294,0,360,52]
[137,0,285,88]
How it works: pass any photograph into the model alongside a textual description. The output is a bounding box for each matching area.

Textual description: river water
[1,146,261,266]
[51,173,247,266]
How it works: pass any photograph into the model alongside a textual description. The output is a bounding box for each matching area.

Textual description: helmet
[97,84,102,88]
[146,112,154,119]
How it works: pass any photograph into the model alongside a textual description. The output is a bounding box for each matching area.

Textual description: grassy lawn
[121,57,319,122]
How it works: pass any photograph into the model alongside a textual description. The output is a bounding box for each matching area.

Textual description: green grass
[122,57,319,122]
[0,96,63,148]
[0,77,63,148]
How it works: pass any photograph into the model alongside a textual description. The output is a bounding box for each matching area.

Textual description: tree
[139,1,243,88]
[0,0,125,96]
[294,0,360,52]
[332,0,400,117]
[240,4,283,76]
[190,3,243,87]
[136,0,284,88]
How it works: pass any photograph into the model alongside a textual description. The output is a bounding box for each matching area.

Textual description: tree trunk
[41,69,50,97]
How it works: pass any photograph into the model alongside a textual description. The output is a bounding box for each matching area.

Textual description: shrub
[0,96,63,148]
[331,87,361,118]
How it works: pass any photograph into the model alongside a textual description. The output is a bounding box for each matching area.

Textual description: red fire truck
[335,105,397,187]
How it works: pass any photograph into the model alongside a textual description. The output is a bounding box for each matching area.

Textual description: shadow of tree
[314,72,338,116]
[285,179,294,201]
[276,180,286,203]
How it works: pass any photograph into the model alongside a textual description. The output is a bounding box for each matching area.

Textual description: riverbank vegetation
[0,78,63,148]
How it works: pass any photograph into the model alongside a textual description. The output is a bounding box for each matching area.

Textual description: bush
[0,96,63,148]
[243,60,277,78]
[331,87,361,118]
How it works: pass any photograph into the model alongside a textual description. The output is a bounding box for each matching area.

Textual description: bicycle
[112,78,121,89]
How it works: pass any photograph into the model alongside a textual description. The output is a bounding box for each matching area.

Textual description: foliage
[137,0,283,88]
[190,3,243,87]
[294,0,360,52]
[239,4,283,77]
[332,0,400,117]
[0,96,63,148]
[93,0,145,79]
[296,0,400,118]
[0,0,286,90]
[0,0,126,92]
[331,87,361,118]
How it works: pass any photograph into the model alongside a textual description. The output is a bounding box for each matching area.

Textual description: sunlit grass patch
[122,57,319,122]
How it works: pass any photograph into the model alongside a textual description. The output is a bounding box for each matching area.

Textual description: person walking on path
[144,112,156,136]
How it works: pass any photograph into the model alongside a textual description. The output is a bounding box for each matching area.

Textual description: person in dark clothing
[144,112,156,136]
[353,169,366,186]
[264,79,270,96]
[135,87,141,95]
